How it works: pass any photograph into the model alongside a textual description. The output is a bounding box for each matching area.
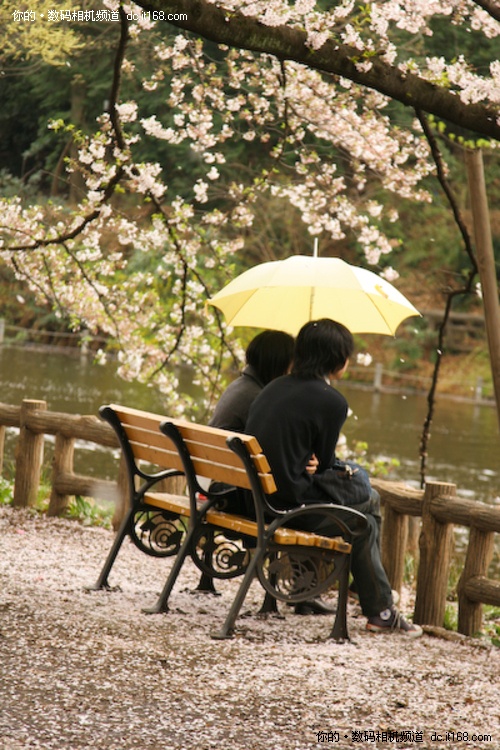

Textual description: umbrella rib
[366,294,400,335]
[309,286,315,321]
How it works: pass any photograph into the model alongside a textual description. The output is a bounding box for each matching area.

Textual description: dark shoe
[293,597,337,616]
[366,606,423,637]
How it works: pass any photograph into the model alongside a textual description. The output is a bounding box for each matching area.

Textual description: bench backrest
[102,404,277,495]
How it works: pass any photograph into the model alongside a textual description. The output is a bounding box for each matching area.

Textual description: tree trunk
[69,74,87,205]
[465,148,500,432]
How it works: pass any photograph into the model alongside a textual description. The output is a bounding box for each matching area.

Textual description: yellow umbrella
[207,255,420,336]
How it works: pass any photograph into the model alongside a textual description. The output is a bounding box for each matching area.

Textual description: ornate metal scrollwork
[257,545,342,603]
[190,525,251,579]
[129,509,188,557]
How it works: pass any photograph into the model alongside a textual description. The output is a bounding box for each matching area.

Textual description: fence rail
[0,319,107,353]
[1,398,499,637]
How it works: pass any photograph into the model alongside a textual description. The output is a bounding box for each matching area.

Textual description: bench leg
[328,557,350,642]
[143,528,195,614]
[210,548,263,640]
[256,560,279,615]
[194,572,220,595]
[257,590,279,615]
[86,510,132,590]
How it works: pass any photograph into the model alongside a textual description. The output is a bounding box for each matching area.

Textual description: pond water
[342,385,500,506]
[0,344,499,507]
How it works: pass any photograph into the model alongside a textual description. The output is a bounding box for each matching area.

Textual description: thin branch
[61,241,123,339]
[10,253,66,320]
[415,109,478,489]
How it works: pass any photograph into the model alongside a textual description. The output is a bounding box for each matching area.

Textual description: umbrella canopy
[207,255,420,336]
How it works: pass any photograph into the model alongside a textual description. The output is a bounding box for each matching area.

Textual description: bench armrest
[265,502,368,541]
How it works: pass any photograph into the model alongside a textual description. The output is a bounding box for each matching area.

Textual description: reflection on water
[0,345,167,415]
[0,345,499,505]
[0,345,167,479]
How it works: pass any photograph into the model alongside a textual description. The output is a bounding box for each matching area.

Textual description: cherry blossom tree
[1,0,499,418]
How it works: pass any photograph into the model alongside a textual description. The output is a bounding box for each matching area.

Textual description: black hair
[291,319,354,379]
[246,330,295,386]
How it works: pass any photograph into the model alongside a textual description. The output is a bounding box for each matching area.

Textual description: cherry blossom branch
[9,253,66,319]
[473,0,500,23]
[145,193,242,374]
[133,0,500,141]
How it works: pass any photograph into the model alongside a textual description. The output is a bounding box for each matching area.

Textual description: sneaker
[366,606,423,638]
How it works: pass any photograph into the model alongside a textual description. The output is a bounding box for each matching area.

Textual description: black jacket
[246,374,348,507]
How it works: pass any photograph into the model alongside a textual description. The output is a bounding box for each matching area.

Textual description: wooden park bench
[89,404,367,640]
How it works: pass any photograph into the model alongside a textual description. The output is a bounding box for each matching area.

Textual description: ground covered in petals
[0,506,498,750]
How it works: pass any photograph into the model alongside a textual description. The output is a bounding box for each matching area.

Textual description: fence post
[413,480,456,626]
[13,399,47,508]
[48,433,75,516]
[381,505,408,594]
[80,329,91,363]
[474,377,484,402]
[0,318,5,344]
[373,362,383,391]
[457,527,495,636]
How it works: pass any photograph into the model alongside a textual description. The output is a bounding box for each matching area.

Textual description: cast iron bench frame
[90,404,367,640]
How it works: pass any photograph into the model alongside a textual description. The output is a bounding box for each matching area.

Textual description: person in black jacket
[205,329,330,616]
[246,318,422,637]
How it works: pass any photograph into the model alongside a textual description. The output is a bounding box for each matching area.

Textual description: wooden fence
[1,398,499,637]
[347,362,494,404]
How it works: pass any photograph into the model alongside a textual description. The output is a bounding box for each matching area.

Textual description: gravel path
[0,506,499,750]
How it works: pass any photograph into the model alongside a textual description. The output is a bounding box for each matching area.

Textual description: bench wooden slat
[111,404,171,429]
[124,424,243,469]
[111,404,261,456]
[145,492,351,554]
[129,441,185,473]
[145,492,192,516]
[123,424,179,451]
[131,442,254,488]
[168,419,263,456]
[129,440,276,494]
[183,438,272,474]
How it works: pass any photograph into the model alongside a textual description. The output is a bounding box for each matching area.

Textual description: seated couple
[207,319,422,637]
